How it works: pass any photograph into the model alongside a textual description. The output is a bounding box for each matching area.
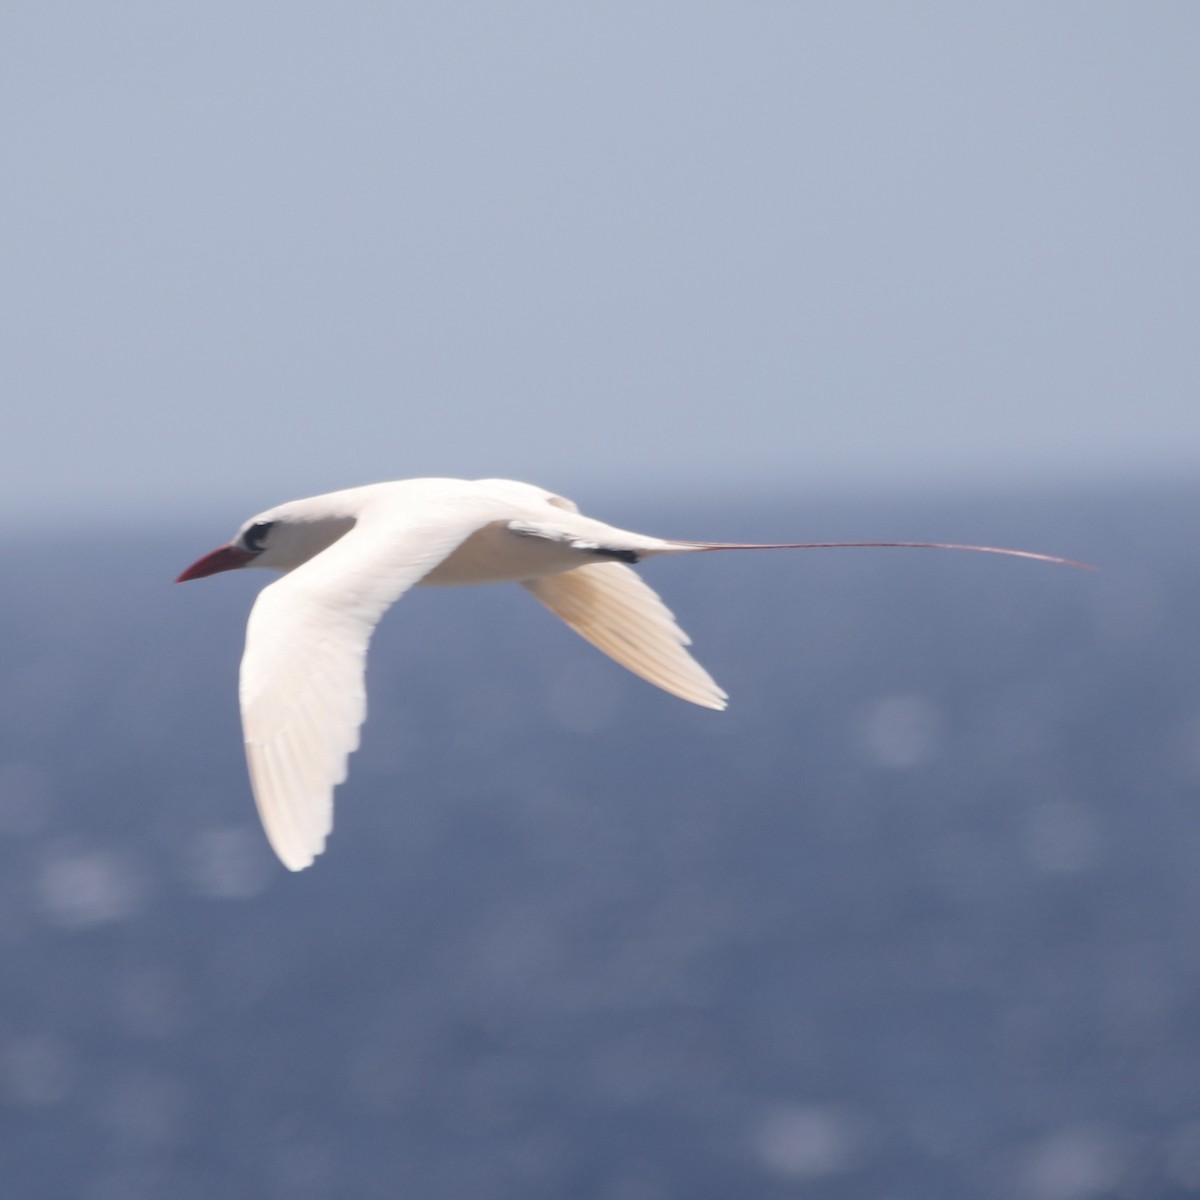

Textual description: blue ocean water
[0,485,1196,1198]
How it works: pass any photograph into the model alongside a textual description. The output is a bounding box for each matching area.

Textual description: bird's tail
[672,540,1094,570]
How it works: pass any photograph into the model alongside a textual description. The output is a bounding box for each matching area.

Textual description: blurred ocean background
[2,481,1198,1199]
[5,3,1199,1196]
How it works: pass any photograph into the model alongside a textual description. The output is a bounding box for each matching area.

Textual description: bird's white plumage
[177,475,1079,870]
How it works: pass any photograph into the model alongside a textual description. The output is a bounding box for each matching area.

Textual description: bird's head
[176,505,356,581]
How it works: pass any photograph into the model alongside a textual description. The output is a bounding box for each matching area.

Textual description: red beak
[176,544,256,582]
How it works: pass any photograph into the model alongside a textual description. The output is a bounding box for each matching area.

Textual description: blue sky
[5,4,1197,525]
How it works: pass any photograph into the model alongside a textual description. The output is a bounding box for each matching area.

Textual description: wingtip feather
[525,563,728,711]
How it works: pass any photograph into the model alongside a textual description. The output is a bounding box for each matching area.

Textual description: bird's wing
[522,561,727,711]
[239,509,492,871]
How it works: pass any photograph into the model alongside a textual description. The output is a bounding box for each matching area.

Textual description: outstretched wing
[523,561,727,711]
[239,511,491,871]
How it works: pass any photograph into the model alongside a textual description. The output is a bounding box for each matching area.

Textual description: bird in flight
[178,477,1087,870]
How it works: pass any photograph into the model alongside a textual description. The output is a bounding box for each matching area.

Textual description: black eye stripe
[243,521,274,553]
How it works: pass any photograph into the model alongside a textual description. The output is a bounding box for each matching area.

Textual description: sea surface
[0,484,1197,1199]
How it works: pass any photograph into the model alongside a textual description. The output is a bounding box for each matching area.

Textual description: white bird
[177,477,1086,871]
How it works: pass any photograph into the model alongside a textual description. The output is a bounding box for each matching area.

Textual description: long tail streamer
[684,541,1094,570]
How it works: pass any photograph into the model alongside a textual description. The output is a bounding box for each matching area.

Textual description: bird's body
[178,476,1085,871]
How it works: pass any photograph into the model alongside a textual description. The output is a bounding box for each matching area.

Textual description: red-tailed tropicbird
[177,477,1088,870]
